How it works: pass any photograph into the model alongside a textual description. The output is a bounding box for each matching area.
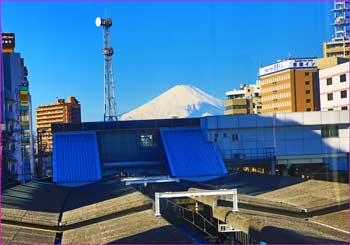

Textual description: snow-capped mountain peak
[119,84,224,120]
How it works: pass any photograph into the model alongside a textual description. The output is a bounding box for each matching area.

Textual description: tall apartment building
[319,62,349,111]
[224,83,261,115]
[36,96,81,152]
[2,32,35,183]
[259,58,320,113]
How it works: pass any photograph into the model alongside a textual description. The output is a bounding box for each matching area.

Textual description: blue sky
[2,1,333,122]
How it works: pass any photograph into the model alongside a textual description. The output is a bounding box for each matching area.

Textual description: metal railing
[162,198,218,238]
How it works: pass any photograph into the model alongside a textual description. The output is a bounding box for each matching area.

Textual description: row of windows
[328,106,348,111]
[326,74,347,85]
[327,90,348,100]
[261,92,291,102]
[211,126,339,142]
[260,74,291,85]
[261,82,291,93]
[225,105,248,110]
[213,133,239,142]
[263,101,292,109]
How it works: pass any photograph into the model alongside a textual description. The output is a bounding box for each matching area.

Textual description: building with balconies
[36,97,81,153]
[2,32,34,184]
[224,83,261,115]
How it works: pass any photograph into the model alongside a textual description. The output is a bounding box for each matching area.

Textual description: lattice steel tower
[95,17,118,121]
[332,0,350,41]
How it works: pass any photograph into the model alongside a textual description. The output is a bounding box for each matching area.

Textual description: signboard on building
[2,33,15,50]
[259,58,317,77]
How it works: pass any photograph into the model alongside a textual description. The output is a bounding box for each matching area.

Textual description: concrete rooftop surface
[1,176,195,244]
[1,172,349,244]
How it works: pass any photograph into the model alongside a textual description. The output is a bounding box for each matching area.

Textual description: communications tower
[95,17,118,121]
[332,0,350,41]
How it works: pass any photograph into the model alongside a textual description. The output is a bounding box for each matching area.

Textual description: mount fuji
[119,85,224,120]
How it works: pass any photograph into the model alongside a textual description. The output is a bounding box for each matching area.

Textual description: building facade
[2,33,35,183]
[36,96,81,153]
[319,61,349,111]
[51,111,349,184]
[201,111,349,180]
[259,58,320,113]
[224,83,261,115]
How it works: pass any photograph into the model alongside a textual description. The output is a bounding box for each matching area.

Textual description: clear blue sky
[2,1,333,122]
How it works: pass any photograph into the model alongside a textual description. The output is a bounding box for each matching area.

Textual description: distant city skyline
[2,1,333,122]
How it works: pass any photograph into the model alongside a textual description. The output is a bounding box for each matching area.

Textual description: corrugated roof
[53,131,101,185]
[160,128,227,179]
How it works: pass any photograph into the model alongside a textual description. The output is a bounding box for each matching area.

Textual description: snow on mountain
[119,84,224,120]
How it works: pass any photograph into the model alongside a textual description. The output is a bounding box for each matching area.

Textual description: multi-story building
[259,58,320,113]
[36,96,81,153]
[224,83,261,115]
[2,32,35,183]
[323,39,350,58]
[319,61,349,111]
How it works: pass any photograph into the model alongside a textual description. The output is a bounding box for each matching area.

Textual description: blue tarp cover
[160,128,227,178]
[53,131,101,184]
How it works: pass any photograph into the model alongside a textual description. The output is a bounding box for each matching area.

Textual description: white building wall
[319,62,350,111]
[201,111,349,166]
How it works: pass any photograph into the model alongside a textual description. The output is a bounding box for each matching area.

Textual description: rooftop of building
[1,176,195,244]
[148,172,349,243]
[36,97,80,111]
[2,171,349,244]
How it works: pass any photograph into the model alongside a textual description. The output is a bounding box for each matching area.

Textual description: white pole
[155,192,161,216]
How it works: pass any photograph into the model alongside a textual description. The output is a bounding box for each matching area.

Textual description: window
[306,90,310,94]
[223,133,227,138]
[341,106,348,110]
[140,133,158,147]
[306,108,311,111]
[341,90,347,98]
[321,125,339,138]
[327,93,333,101]
[299,62,303,67]
[232,134,239,141]
[293,63,297,67]
[305,72,309,76]
[305,81,310,85]
[328,108,333,111]
[326,78,332,85]
[340,74,346,83]
[306,99,311,103]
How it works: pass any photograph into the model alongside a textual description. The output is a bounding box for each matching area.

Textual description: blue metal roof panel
[160,128,227,178]
[53,131,101,184]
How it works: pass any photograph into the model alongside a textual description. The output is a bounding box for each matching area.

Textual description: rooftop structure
[52,118,227,186]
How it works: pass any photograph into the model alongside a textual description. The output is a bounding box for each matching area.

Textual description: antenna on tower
[96,17,118,122]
